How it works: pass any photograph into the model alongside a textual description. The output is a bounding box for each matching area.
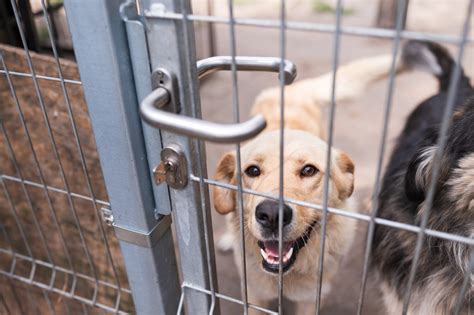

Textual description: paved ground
[197,1,473,314]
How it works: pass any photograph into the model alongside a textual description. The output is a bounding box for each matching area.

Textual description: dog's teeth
[284,247,294,263]
[260,249,269,260]
[261,246,294,265]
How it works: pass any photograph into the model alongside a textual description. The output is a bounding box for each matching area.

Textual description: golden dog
[213,54,404,313]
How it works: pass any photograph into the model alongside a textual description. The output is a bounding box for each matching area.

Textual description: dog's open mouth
[257,221,317,273]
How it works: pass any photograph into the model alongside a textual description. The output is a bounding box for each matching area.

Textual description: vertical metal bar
[206,0,216,56]
[178,0,218,313]
[141,0,219,313]
[45,0,59,49]
[9,0,99,299]
[315,1,343,314]
[177,290,186,315]
[64,1,181,314]
[0,217,18,275]
[39,0,122,306]
[227,1,248,314]
[277,0,286,313]
[1,122,56,286]
[0,175,36,280]
[402,2,472,312]
[0,55,76,291]
[356,1,408,313]
[17,0,38,51]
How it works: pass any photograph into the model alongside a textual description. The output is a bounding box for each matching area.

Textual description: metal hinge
[101,206,171,247]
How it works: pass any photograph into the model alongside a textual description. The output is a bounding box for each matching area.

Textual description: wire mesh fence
[0,1,133,313]
[1,0,473,314]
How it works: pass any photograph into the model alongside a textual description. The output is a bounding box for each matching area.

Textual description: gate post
[140,0,220,313]
[64,1,180,314]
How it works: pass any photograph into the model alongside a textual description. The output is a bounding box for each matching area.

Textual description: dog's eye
[245,165,261,177]
[300,165,318,177]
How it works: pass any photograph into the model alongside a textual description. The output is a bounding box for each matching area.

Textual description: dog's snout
[255,200,293,232]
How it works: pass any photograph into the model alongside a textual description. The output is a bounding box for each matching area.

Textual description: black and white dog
[372,40,473,314]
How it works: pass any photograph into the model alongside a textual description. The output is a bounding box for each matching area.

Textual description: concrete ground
[197,0,473,314]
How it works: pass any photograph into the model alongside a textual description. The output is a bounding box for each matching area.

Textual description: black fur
[372,40,474,313]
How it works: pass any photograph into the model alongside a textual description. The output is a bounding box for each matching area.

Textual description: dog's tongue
[263,241,292,257]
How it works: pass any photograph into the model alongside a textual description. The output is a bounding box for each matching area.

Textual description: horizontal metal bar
[0,174,110,206]
[189,175,474,246]
[144,12,474,45]
[140,90,267,143]
[0,69,82,84]
[0,270,129,314]
[196,56,296,84]
[0,248,132,294]
[113,215,171,248]
[182,283,277,315]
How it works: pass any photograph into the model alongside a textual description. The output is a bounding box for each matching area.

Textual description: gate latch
[153,143,188,189]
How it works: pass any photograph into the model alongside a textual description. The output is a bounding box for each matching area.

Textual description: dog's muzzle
[255,199,317,274]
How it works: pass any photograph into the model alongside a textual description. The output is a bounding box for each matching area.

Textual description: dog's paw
[216,231,235,253]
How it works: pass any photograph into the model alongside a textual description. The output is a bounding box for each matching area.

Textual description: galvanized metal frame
[64,0,180,314]
[1,0,472,314]
[138,0,219,313]
[139,0,473,313]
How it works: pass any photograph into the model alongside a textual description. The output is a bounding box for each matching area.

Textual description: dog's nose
[255,200,293,232]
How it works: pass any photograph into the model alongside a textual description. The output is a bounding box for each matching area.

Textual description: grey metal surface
[64,0,180,314]
[39,0,123,306]
[121,0,174,217]
[139,0,219,313]
[315,0,343,313]
[276,0,286,313]
[144,11,474,45]
[140,90,267,143]
[113,215,172,248]
[226,1,249,314]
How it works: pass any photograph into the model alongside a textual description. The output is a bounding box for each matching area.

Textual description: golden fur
[213,54,404,313]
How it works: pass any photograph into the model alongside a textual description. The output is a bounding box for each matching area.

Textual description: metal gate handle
[140,56,297,144]
[196,56,297,83]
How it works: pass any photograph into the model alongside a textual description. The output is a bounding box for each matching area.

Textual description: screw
[153,208,160,221]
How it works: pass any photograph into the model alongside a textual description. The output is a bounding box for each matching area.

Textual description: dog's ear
[333,151,355,200]
[213,152,236,214]
[405,146,436,202]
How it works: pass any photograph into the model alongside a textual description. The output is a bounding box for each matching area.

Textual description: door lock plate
[151,68,180,113]
[153,144,188,189]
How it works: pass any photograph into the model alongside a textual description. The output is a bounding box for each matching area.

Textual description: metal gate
[1,0,473,314]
